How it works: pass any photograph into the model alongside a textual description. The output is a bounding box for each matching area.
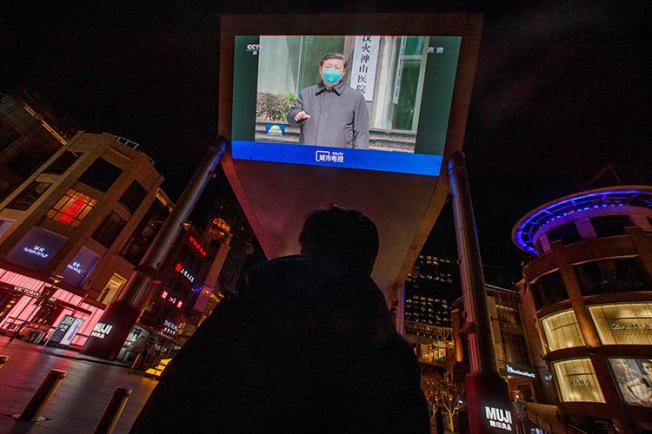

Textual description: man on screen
[287,53,370,149]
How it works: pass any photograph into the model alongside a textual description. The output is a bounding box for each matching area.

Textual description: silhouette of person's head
[299,205,379,275]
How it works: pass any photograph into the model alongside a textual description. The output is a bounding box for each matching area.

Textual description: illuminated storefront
[513,186,652,433]
[0,268,103,347]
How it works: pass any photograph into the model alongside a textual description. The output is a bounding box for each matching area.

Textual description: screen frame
[218,13,482,299]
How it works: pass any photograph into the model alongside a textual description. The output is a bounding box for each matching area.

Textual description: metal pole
[121,136,228,308]
[448,151,511,434]
[16,369,67,421]
[448,151,495,374]
[94,387,132,434]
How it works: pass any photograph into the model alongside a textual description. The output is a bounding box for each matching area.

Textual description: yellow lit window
[589,303,652,345]
[553,358,605,403]
[541,309,585,351]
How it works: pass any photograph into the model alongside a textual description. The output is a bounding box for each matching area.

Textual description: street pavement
[0,337,452,433]
[0,336,156,433]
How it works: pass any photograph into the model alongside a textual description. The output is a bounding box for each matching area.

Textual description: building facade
[451,283,537,402]
[404,254,459,367]
[513,186,652,433]
[0,131,168,349]
[0,93,72,201]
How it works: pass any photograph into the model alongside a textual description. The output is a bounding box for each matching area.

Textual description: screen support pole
[448,151,511,434]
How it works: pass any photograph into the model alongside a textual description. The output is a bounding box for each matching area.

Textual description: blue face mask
[322,68,343,85]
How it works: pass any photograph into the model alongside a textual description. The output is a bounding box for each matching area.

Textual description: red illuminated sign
[57,197,87,224]
[174,263,196,284]
[188,236,207,256]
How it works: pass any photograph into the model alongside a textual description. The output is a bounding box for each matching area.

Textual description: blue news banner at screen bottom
[231,141,443,177]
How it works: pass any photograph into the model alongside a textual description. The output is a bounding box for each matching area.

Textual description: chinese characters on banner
[350,36,380,102]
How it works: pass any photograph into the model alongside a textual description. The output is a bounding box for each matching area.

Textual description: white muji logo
[485,406,513,431]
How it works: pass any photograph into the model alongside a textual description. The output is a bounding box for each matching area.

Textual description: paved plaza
[0,337,156,433]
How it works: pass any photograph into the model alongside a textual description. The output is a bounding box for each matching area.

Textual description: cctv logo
[246,44,261,55]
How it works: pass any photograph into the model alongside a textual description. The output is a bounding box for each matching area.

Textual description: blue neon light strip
[232,140,442,176]
[513,188,652,253]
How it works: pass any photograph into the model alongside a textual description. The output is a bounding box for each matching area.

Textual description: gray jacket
[287,81,370,149]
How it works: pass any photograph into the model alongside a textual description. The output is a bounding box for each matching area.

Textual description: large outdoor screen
[231,35,461,176]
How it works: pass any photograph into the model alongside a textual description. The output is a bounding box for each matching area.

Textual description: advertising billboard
[609,358,652,408]
[231,35,461,176]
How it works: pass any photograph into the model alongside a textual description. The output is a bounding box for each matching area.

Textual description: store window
[574,257,649,295]
[47,189,96,227]
[92,212,126,248]
[553,358,605,403]
[78,157,122,192]
[6,226,67,271]
[609,358,652,408]
[119,181,147,214]
[43,151,80,175]
[6,181,52,211]
[546,222,582,245]
[531,270,567,310]
[97,273,127,305]
[590,215,633,237]
[61,246,101,287]
[541,309,585,351]
[590,303,652,345]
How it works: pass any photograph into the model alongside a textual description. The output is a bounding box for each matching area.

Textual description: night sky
[2,1,649,281]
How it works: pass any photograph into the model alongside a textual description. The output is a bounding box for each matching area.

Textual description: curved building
[513,186,652,433]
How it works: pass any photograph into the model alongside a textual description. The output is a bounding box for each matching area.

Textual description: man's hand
[294,111,311,122]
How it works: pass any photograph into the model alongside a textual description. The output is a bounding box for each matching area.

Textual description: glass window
[6,148,57,178]
[121,198,169,264]
[61,246,101,287]
[43,151,80,175]
[541,309,585,351]
[0,117,21,150]
[46,189,96,227]
[0,219,13,238]
[119,181,147,214]
[574,257,649,295]
[591,215,633,237]
[531,271,567,310]
[97,273,127,305]
[609,358,652,408]
[78,158,122,192]
[92,212,126,248]
[5,226,67,271]
[553,358,605,403]
[590,303,652,345]
[546,222,582,245]
[6,181,51,211]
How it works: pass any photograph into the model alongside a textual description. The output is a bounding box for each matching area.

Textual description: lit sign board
[231,35,461,176]
[175,263,196,283]
[609,358,652,408]
[6,227,67,271]
[62,246,101,287]
[160,289,184,309]
[163,320,179,336]
[24,245,48,258]
[188,236,207,256]
[60,318,84,346]
[484,406,513,431]
[505,364,536,379]
[91,322,113,339]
